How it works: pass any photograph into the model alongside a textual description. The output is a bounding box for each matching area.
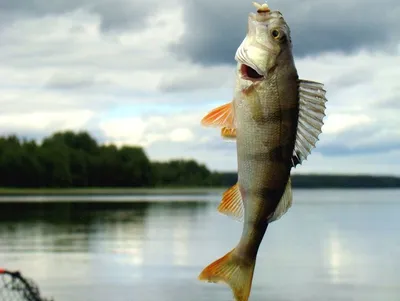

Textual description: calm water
[1,189,400,301]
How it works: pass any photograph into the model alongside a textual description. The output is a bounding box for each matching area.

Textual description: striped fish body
[234,60,298,223]
[198,3,327,301]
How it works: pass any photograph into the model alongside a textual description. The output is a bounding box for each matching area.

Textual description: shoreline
[0,187,226,196]
[0,186,399,196]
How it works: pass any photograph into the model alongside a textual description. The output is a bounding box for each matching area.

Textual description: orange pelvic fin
[221,127,237,140]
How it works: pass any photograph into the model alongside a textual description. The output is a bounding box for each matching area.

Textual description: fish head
[234,9,294,82]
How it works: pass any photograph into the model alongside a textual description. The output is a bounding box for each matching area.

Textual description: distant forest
[0,131,399,189]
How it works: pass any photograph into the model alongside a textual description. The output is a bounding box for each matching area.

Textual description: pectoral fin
[201,102,236,128]
[292,79,327,167]
[201,102,238,140]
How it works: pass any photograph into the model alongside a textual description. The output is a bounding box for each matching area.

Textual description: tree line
[218,172,400,188]
[0,131,399,188]
[0,131,221,188]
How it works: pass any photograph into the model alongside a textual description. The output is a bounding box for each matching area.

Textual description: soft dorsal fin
[292,79,327,167]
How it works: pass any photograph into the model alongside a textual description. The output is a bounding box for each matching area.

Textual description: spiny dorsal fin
[292,79,327,167]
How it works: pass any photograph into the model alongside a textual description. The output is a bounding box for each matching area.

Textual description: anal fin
[219,179,293,224]
[268,177,293,223]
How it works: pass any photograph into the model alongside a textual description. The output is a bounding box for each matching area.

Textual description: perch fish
[198,2,328,300]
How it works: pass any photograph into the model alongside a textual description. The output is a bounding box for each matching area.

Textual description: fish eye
[271,29,280,39]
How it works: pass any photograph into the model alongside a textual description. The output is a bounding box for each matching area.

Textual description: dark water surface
[1,189,400,301]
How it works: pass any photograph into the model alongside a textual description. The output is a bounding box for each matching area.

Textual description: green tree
[0,131,224,188]
[39,139,72,187]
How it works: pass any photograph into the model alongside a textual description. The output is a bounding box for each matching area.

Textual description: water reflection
[172,216,190,266]
[0,201,209,257]
[326,229,344,283]
[1,190,400,301]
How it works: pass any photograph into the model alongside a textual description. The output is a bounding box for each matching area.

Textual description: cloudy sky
[0,0,399,175]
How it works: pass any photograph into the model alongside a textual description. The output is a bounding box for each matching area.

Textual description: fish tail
[198,248,256,301]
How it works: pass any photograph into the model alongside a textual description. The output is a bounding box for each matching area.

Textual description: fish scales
[198,2,328,300]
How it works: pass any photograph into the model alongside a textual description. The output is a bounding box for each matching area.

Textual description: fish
[197,2,327,300]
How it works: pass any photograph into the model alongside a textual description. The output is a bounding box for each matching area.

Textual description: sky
[0,0,399,175]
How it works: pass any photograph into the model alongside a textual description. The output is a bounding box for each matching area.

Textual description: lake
[1,188,400,301]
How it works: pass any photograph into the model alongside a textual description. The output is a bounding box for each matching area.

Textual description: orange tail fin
[198,248,256,301]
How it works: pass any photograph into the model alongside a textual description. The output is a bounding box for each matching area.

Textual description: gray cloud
[373,93,400,109]
[45,73,111,90]
[158,73,220,93]
[157,67,234,93]
[316,120,400,156]
[90,1,154,33]
[0,0,160,33]
[171,0,400,66]
[318,141,400,156]
[326,67,375,91]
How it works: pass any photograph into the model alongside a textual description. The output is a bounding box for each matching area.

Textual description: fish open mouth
[240,64,264,81]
